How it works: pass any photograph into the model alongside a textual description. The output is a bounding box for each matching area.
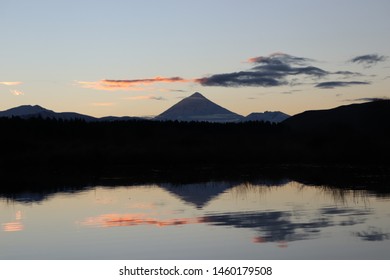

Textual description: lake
[1,176,390,259]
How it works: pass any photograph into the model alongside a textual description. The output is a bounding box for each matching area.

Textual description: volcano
[155,92,243,122]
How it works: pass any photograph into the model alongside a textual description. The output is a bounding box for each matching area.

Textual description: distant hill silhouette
[0,105,50,117]
[282,99,390,164]
[0,105,97,121]
[155,92,243,122]
[244,111,290,123]
[283,100,390,134]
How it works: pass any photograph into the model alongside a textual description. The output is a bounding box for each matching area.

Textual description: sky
[1,0,390,117]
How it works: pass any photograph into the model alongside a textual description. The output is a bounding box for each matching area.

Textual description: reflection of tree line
[1,173,389,206]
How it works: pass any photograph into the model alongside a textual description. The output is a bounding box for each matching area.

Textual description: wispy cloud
[90,102,115,107]
[349,54,388,68]
[123,95,166,101]
[10,89,25,96]
[315,81,370,89]
[0,81,23,86]
[78,77,192,91]
[343,97,389,102]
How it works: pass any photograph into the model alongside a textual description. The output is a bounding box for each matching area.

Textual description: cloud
[123,95,166,101]
[10,89,24,96]
[197,53,328,88]
[196,71,286,87]
[332,71,362,77]
[78,77,192,91]
[77,52,380,93]
[315,81,370,89]
[343,97,389,102]
[91,102,115,107]
[349,54,388,67]
[0,81,23,86]
[248,53,314,65]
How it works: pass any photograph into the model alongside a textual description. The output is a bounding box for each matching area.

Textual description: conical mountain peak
[189,92,206,98]
[155,92,243,122]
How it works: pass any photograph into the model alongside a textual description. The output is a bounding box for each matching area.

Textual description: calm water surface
[1,180,390,259]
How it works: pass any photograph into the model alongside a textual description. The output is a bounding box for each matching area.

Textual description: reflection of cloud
[2,210,24,232]
[204,207,371,244]
[80,213,200,228]
[80,205,374,245]
[320,207,371,216]
[0,81,22,86]
[353,227,390,241]
[15,210,22,220]
[2,222,24,232]
[202,211,331,243]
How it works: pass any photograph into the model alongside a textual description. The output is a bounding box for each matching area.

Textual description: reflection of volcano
[158,179,289,208]
[158,181,238,208]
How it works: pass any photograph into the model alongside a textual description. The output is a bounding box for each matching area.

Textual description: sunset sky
[1,0,389,117]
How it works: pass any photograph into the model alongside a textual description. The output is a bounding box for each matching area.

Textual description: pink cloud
[0,81,23,86]
[90,102,115,107]
[78,76,193,91]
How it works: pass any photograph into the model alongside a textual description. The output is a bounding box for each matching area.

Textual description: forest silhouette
[0,100,389,182]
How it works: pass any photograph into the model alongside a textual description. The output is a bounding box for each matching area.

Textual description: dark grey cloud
[197,53,328,88]
[349,54,388,67]
[315,81,370,89]
[343,97,389,102]
[195,53,377,90]
[332,71,362,77]
[197,70,286,87]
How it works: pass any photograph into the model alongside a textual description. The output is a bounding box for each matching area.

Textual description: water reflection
[2,222,23,232]
[1,177,390,259]
[80,213,201,228]
[1,210,24,232]
[353,227,390,241]
[78,205,380,246]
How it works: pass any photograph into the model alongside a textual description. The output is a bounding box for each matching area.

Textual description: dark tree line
[0,115,389,176]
